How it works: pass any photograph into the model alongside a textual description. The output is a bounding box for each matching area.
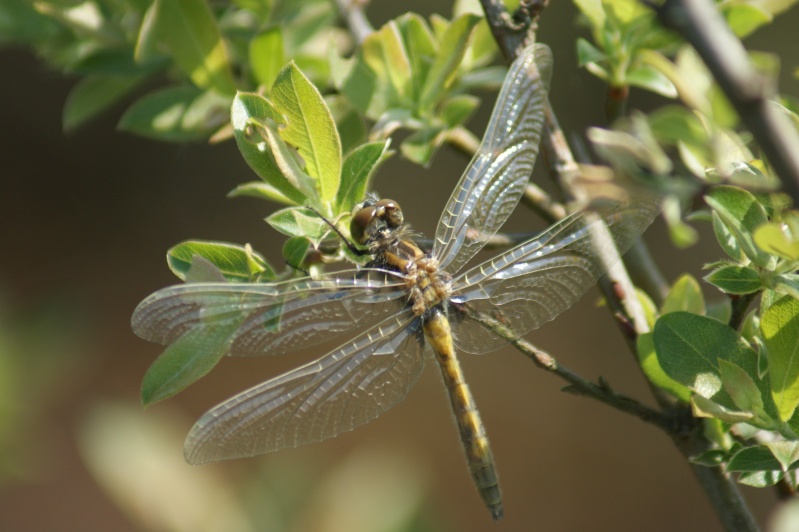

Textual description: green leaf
[761,295,799,421]
[336,141,391,212]
[149,0,236,94]
[418,13,480,112]
[401,126,444,166]
[771,274,799,300]
[654,312,765,412]
[167,240,274,282]
[635,288,658,329]
[637,332,691,401]
[249,27,285,88]
[576,38,606,67]
[327,96,367,156]
[704,265,763,295]
[227,181,296,206]
[71,48,165,77]
[661,274,705,315]
[272,63,342,203]
[338,39,385,118]
[230,92,307,206]
[754,222,799,261]
[691,395,753,423]
[663,196,699,248]
[626,64,677,98]
[362,21,411,109]
[648,106,708,147]
[729,445,784,472]
[724,4,772,38]
[282,236,311,269]
[400,13,437,101]
[573,0,606,29]
[63,75,145,131]
[718,359,769,423]
[765,441,799,472]
[183,255,226,283]
[713,211,745,262]
[141,322,235,405]
[118,86,231,141]
[737,470,783,487]
[266,206,332,244]
[441,95,480,127]
[705,186,773,268]
[691,449,729,467]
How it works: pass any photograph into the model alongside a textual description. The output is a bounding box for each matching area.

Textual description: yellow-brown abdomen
[424,309,503,520]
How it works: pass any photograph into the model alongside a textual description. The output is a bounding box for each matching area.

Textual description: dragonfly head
[350,198,404,246]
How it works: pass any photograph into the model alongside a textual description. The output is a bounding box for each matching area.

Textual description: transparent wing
[131,269,408,357]
[433,43,553,274]
[449,198,660,354]
[184,313,424,463]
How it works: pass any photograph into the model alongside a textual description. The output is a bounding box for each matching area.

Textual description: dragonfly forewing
[185,312,424,464]
[448,197,661,355]
[132,270,408,357]
[434,44,553,274]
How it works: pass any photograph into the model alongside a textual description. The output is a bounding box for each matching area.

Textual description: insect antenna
[305,205,370,257]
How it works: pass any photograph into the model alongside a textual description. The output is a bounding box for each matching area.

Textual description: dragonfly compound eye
[349,199,404,246]
[375,199,404,229]
[350,204,378,245]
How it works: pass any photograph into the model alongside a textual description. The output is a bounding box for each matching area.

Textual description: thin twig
[671,422,761,532]
[650,0,799,205]
[465,308,676,432]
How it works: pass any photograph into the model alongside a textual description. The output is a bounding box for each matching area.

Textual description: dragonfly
[132,43,659,520]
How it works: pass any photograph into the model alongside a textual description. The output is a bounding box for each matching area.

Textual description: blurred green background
[2,1,798,530]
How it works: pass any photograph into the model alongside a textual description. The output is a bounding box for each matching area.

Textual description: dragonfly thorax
[351,198,452,317]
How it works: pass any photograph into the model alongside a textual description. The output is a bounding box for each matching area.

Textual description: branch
[333,0,373,45]
[465,309,675,433]
[479,0,542,60]
[671,421,761,532]
[650,0,799,205]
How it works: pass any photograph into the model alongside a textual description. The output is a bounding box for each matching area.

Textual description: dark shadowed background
[1,1,797,530]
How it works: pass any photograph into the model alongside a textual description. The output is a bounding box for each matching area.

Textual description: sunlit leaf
[637,332,691,401]
[661,274,705,315]
[141,322,238,405]
[63,75,145,131]
[705,186,774,268]
[148,0,236,94]
[654,312,774,417]
[272,63,342,203]
[227,181,296,206]
[754,222,799,261]
[266,206,332,243]
[119,86,231,141]
[230,92,307,205]
[418,13,480,112]
[167,240,274,282]
[761,296,799,421]
[282,236,311,269]
[336,141,391,212]
[250,27,284,88]
[704,265,763,295]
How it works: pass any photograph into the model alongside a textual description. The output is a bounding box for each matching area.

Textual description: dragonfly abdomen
[424,308,503,520]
